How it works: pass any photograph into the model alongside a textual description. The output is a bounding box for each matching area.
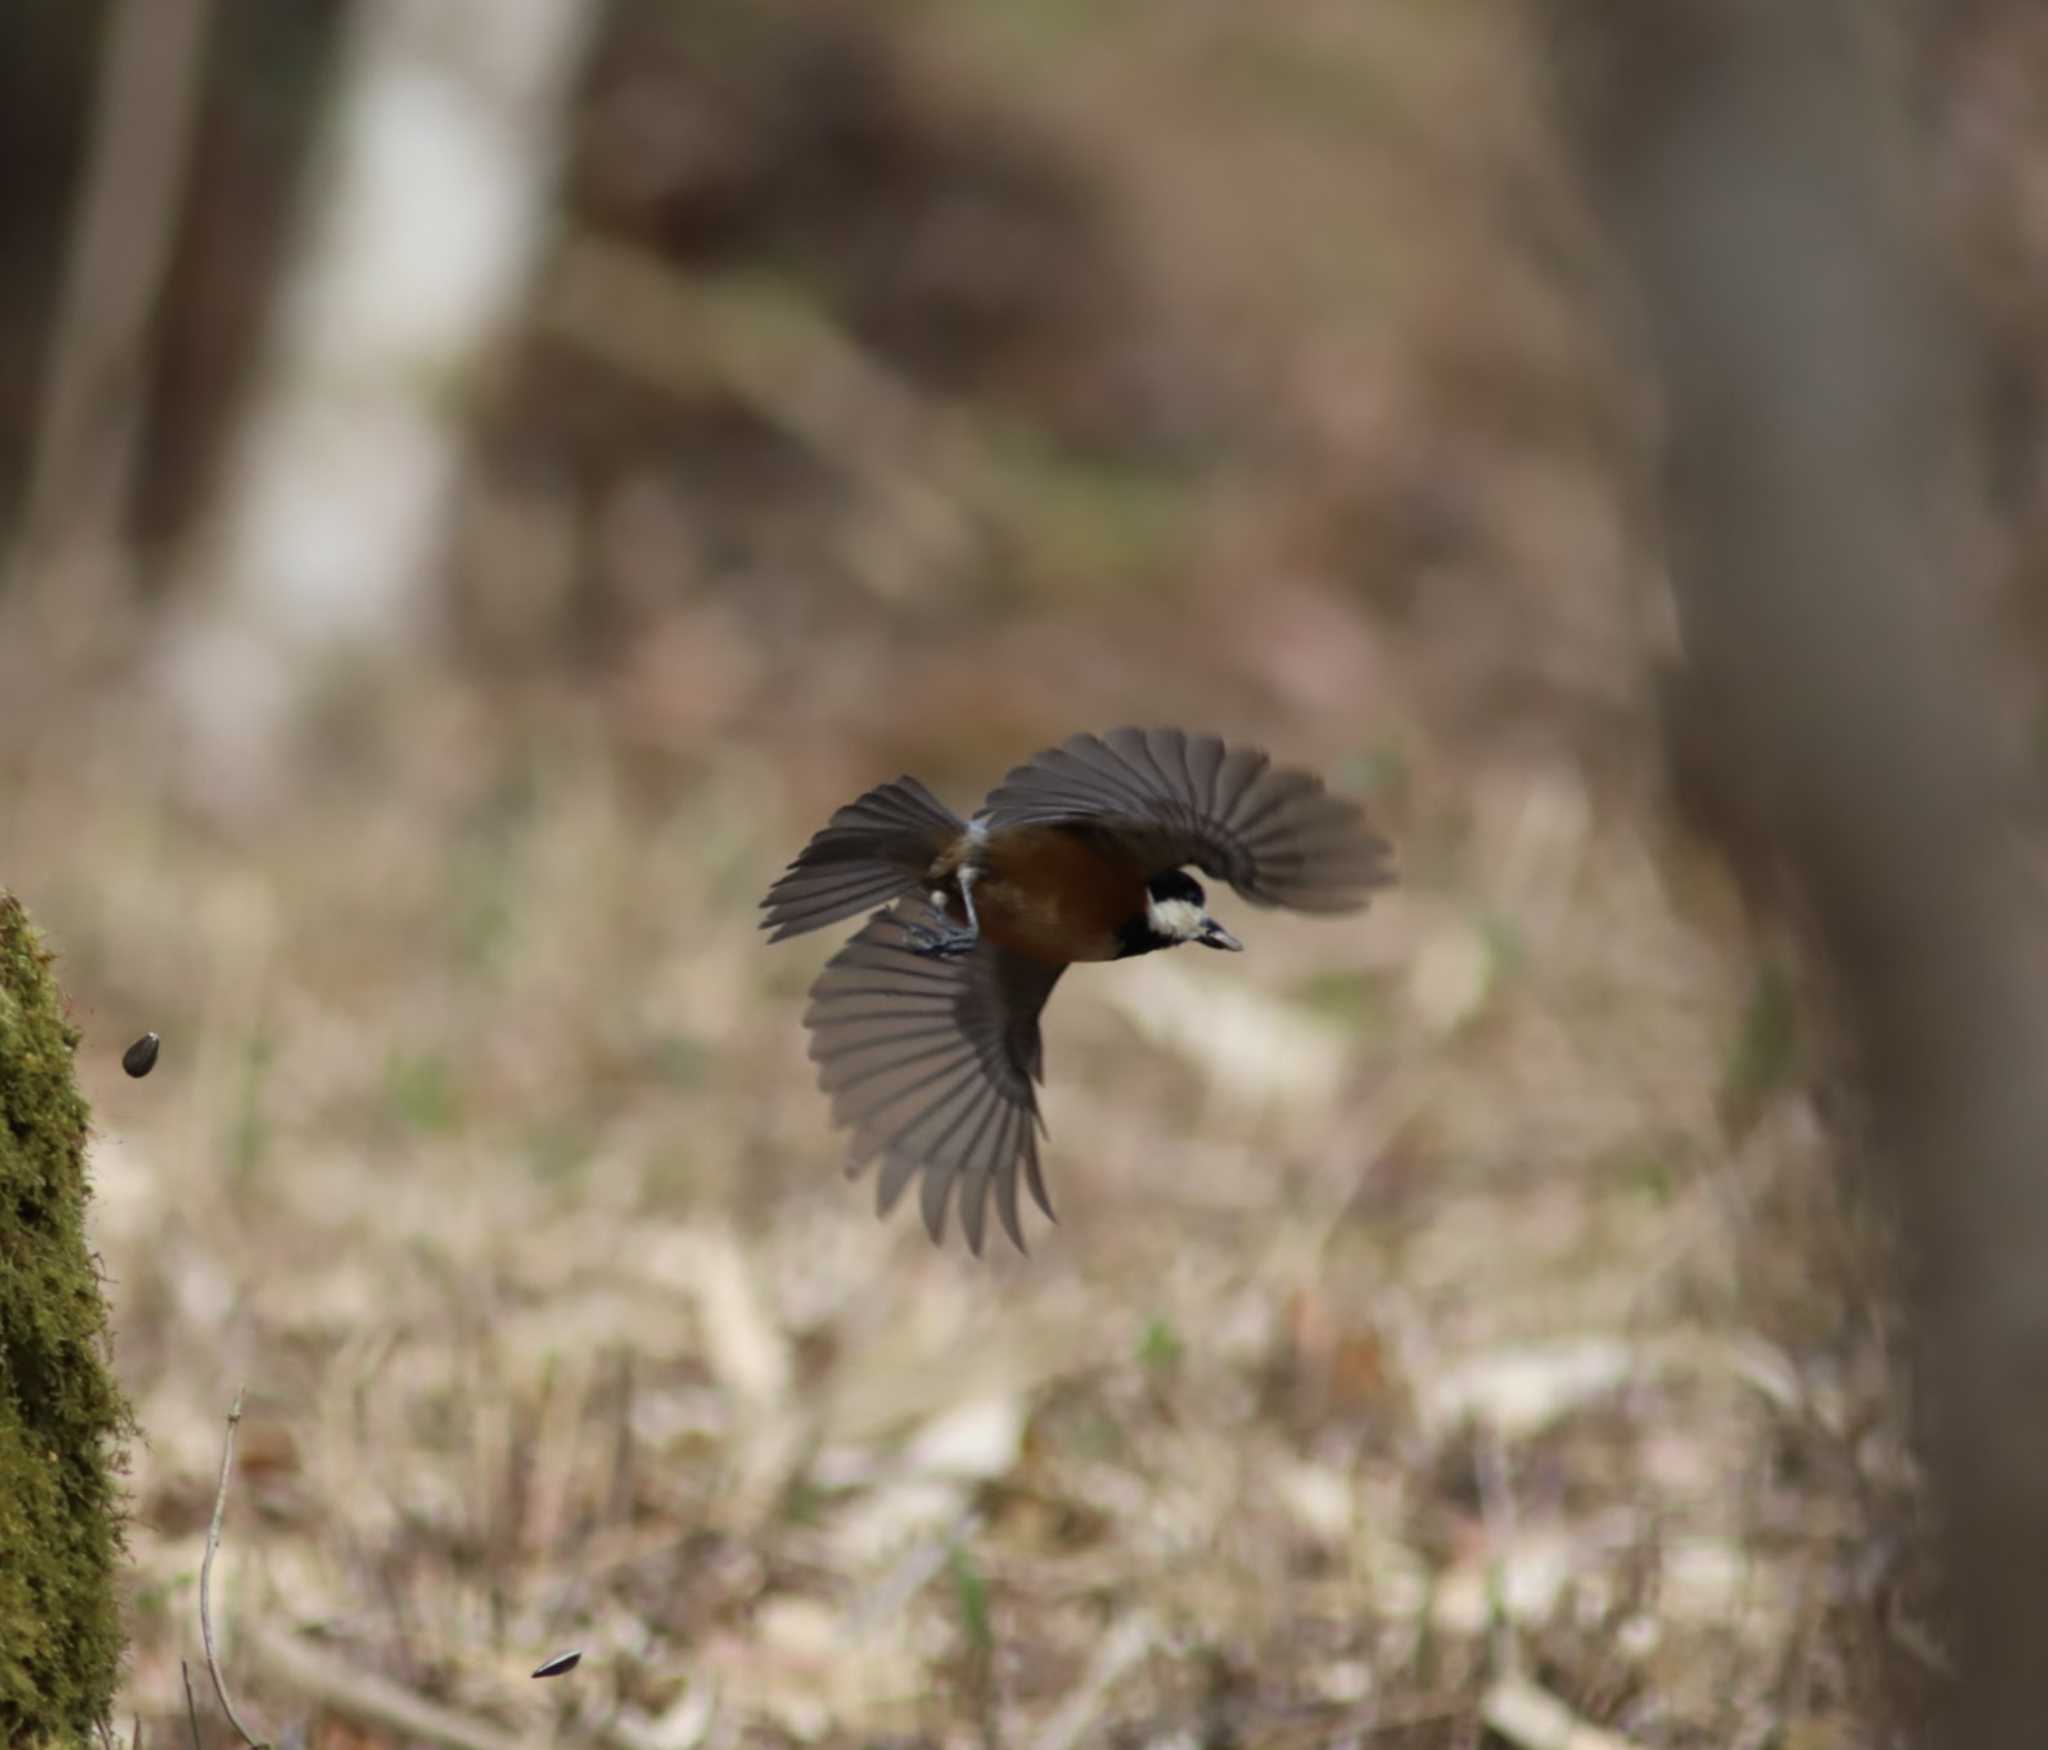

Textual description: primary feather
[804,898,1064,1254]
[984,726,1391,912]
[761,775,963,941]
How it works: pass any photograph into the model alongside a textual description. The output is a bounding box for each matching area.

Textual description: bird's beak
[1197,917,1243,952]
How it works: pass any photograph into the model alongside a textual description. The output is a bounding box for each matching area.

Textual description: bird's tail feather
[761,775,964,941]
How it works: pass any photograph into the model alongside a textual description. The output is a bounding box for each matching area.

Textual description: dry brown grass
[1,625,1918,1747]
[0,0,1948,1743]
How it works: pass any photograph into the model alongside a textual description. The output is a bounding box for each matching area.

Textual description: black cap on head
[1146,868,1205,906]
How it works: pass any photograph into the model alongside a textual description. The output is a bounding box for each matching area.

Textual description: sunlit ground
[1,617,1913,1746]
[0,0,1940,1742]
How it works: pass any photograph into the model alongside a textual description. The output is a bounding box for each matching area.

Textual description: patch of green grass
[1291,968,1392,1032]
[948,1540,993,1656]
[703,823,765,914]
[782,1475,828,1526]
[453,867,518,971]
[1622,1148,1677,1206]
[1190,12,1416,140]
[386,1050,460,1134]
[1479,912,1526,982]
[1336,743,1413,849]
[1137,1313,1184,1375]
[987,427,1199,595]
[1721,961,1800,1134]
[652,1033,711,1087]
[450,768,539,971]
[525,1122,593,1186]
[227,1030,275,1183]
[958,0,1123,63]
[124,1571,194,1629]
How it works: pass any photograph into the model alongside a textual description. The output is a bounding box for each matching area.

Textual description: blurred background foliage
[3,0,2045,1743]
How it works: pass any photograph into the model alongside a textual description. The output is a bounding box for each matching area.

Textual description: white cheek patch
[1147,896,1207,941]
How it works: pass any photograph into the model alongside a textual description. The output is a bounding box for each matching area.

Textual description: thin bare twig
[1028,1612,1156,1750]
[182,1659,204,1750]
[245,1626,525,1750]
[201,1385,267,1748]
[1481,1674,1646,1750]
[1475,1423,1522,1677]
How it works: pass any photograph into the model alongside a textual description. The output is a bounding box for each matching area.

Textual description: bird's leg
[906,867,981,959]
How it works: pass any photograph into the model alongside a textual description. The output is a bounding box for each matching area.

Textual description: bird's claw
[904,921,979,959]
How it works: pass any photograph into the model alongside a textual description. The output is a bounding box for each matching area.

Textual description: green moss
[0,893,133,1741]
[1720,959,1801,1139]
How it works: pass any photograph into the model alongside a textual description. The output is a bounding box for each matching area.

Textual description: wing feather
[805,900,1065,1253]
[1185,731,1227,822]
[983,727,1392,913]
[762,776,964,941]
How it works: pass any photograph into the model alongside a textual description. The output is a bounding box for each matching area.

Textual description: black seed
[531,1650,582,1678]
[122,1033,161,1078]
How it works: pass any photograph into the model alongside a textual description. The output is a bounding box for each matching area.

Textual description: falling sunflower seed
[122,1032,161,1078]
[532,1650,582,1679]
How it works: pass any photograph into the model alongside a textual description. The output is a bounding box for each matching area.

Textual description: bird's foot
[904,921,980,959]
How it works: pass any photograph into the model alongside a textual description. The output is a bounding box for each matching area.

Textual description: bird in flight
[763,727,1392,1253]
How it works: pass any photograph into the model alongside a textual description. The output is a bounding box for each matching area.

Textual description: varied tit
[763,726,1392,1253]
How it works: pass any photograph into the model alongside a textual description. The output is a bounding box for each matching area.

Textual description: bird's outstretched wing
[983,726,1391,913]
[804,899,1065,1254]
[761,776,963,942]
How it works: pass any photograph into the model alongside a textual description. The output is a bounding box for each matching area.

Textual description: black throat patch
[1116,868,1206,959]
[1112,914,1176,959]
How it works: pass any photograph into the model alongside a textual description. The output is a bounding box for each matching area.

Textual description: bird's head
[1129,868,1242,955]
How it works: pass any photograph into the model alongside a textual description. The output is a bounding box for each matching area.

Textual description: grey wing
[982,726,1392,913]
[761,776,964,942]
[803,899,1065,1254]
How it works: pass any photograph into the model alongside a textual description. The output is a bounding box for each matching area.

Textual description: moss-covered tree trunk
[0,892,130,1738]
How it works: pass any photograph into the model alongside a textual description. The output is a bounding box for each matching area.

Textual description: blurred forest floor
[8,0,2041,1742]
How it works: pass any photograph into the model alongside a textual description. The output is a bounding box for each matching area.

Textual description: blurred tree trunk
[0,894,133,1738]
[1554,1,2048,1741]
[162,0,602,804]
[10,0,213,611]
